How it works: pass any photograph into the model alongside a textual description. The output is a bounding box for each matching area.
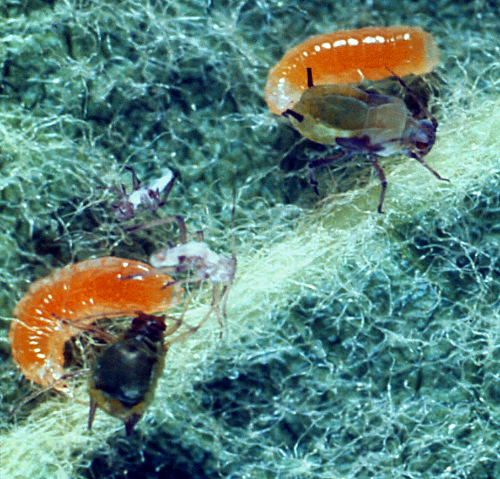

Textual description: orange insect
[265,25,440,115]
[9,257,182,390]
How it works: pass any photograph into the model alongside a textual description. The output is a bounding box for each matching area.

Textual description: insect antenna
[7,369,89,418]
[385,67,437,126]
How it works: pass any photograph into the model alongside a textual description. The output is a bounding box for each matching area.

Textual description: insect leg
[308,151,351,195]
[410,153,449,182]
[126,215,188,242]
[156,170,179,208]
[370,156,387,214]
[385,68,437,128]
[124,166,141,190]
[88,398,98,431]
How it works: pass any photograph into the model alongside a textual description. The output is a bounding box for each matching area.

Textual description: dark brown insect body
[88,312,172,435]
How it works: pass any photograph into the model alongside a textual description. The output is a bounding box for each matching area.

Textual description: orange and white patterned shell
[265,25,440,114]
[9,257,181,388]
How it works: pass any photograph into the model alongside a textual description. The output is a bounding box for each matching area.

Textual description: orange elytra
[9,257,182,389]
[265,25,440,114]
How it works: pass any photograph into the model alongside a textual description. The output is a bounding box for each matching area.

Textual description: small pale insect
[110,167,177,220]
[128,214,236,332]
[150,236,236,285]
[282,68,448,212]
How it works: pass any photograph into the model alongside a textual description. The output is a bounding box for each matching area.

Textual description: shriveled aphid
[110,167,177,220]
[88,311,200,435]
[282,68,448,213]
[128,214,236,334]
